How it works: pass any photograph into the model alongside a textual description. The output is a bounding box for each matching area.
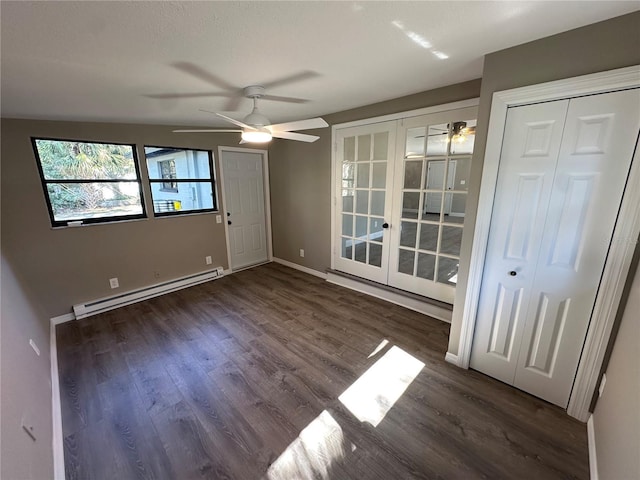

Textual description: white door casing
[219,148,271,271]
[462,66,640,420]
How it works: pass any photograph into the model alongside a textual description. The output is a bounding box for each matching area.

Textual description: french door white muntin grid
[334,121,397,284]
[330,99,480,301]
[388,106,477,304]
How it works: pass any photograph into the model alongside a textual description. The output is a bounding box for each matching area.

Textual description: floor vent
[73,267,224,319]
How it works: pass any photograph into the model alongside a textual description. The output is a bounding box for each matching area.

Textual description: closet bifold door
[388,107,477,304]
[334,121,396,284]
[471,88,640,408]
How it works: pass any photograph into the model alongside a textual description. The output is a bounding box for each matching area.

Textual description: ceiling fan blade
[261,94,309,104]
[271,131,320,143]
[268,117,329,132]
[171,62,237,91]
[215,113,256,130]
[145,92,233,99]
[262,70,320,90]
[173,129,241,133]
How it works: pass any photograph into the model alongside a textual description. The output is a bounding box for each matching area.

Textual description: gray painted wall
[1,253,54,479]
[269,79,482,272]
[592,260,640,479]
[1,120,264,319]
[448,11,640,355]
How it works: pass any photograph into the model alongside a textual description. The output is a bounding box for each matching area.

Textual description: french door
[333,106,478,303]
[470,88,640,407]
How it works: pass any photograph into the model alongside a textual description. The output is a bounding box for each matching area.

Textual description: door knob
[228,220,232,225]
[227,212,231,217]
[382,223,389,229]
[509,271,517,276]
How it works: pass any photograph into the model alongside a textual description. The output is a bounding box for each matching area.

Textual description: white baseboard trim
[587,415,599,480]
[326,272,452,323]
[445,352,461,367]
[272,257,328,279]
[50,320,65,479]
[51,312,75,325]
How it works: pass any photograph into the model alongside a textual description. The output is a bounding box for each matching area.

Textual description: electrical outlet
[300,249,305,258]
[205,256,212,265]
[29,339,40,356]
[109,277,119,289]
[216,215,222,224]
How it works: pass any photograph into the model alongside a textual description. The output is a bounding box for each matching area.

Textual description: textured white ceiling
[1,1,637,127]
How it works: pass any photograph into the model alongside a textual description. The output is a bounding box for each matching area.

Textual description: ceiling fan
[173,85,329,143]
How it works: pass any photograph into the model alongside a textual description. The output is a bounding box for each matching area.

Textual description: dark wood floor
[57,262,588,480]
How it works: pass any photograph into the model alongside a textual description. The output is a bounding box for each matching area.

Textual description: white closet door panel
[514,88,640,406]
[470,100,569,384]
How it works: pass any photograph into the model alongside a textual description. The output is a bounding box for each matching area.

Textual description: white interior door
[221,150,269,270]
[471,88,640,407]
[334,121,396,283]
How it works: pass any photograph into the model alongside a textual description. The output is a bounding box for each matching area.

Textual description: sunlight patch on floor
[266,410,355,480]
[367,338,389,358]
[339,345,424,427]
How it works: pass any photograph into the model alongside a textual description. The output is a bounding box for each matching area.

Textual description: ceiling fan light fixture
[241,129,272,143]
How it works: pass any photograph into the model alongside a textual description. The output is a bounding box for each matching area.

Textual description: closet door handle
[382,223,389,229]
[509,271,517,276]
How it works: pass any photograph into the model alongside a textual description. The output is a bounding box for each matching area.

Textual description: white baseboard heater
[73,266,225,319]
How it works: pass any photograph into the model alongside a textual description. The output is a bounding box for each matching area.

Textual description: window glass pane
[437,257,459,285]
[426,123,449,156]
[46,182,142,222]
[401,192,420,219]
[357,135,371,161]
[417,253,436,280]
[400,221,417,248]
[419,223,439,251]
[450,120,476,155]
[344,137,355,161]
[445,193,466,224]
[372,132,389,160]
[342,214,353,237]
[422,192,442,221]
[341,237,352,259]
[354,241,367,263]
[372,163,387,188]
[370,191,385,216]
[145,148,211,179]
[35,139,137,181]
[398,249,415,275]
[356,190,369,214]
[403,161,423,189]
[369,217,384,242]
[342,190,354,212]
[440,226,463,256]
[369,243,382,267]
[150,181,213,213]
[405,127,426,158]
[356,163,370,188]
[355,215,368,238]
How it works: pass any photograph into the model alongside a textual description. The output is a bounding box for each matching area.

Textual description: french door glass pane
[342,190,354,212]
[342,214,353,237]
[422,192,442,221]
[354,242,366,263]
[437,256,459,285]
[450,119,476,155]
[357,135,371,161]
[357,164,370,188]
[341,237,351,259]
[356,190,368,214]
[400,221,417,248]
[370,191,385,216]
[405,127,426,157]
[373,132,389,160]
[404,161,423,189]
[446,193,467,223]
[372,163,387,188]
[370,217,384,242]
[369,243,383,267]
[398,249,415,275]
[419,223,439,251]
[440,226,463,256]
[425,160,446,189]
[344,137,355,161]
[401,192,420,219]
[426,123,449,156]
[355,215,367,238]
[417,253,436,280]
